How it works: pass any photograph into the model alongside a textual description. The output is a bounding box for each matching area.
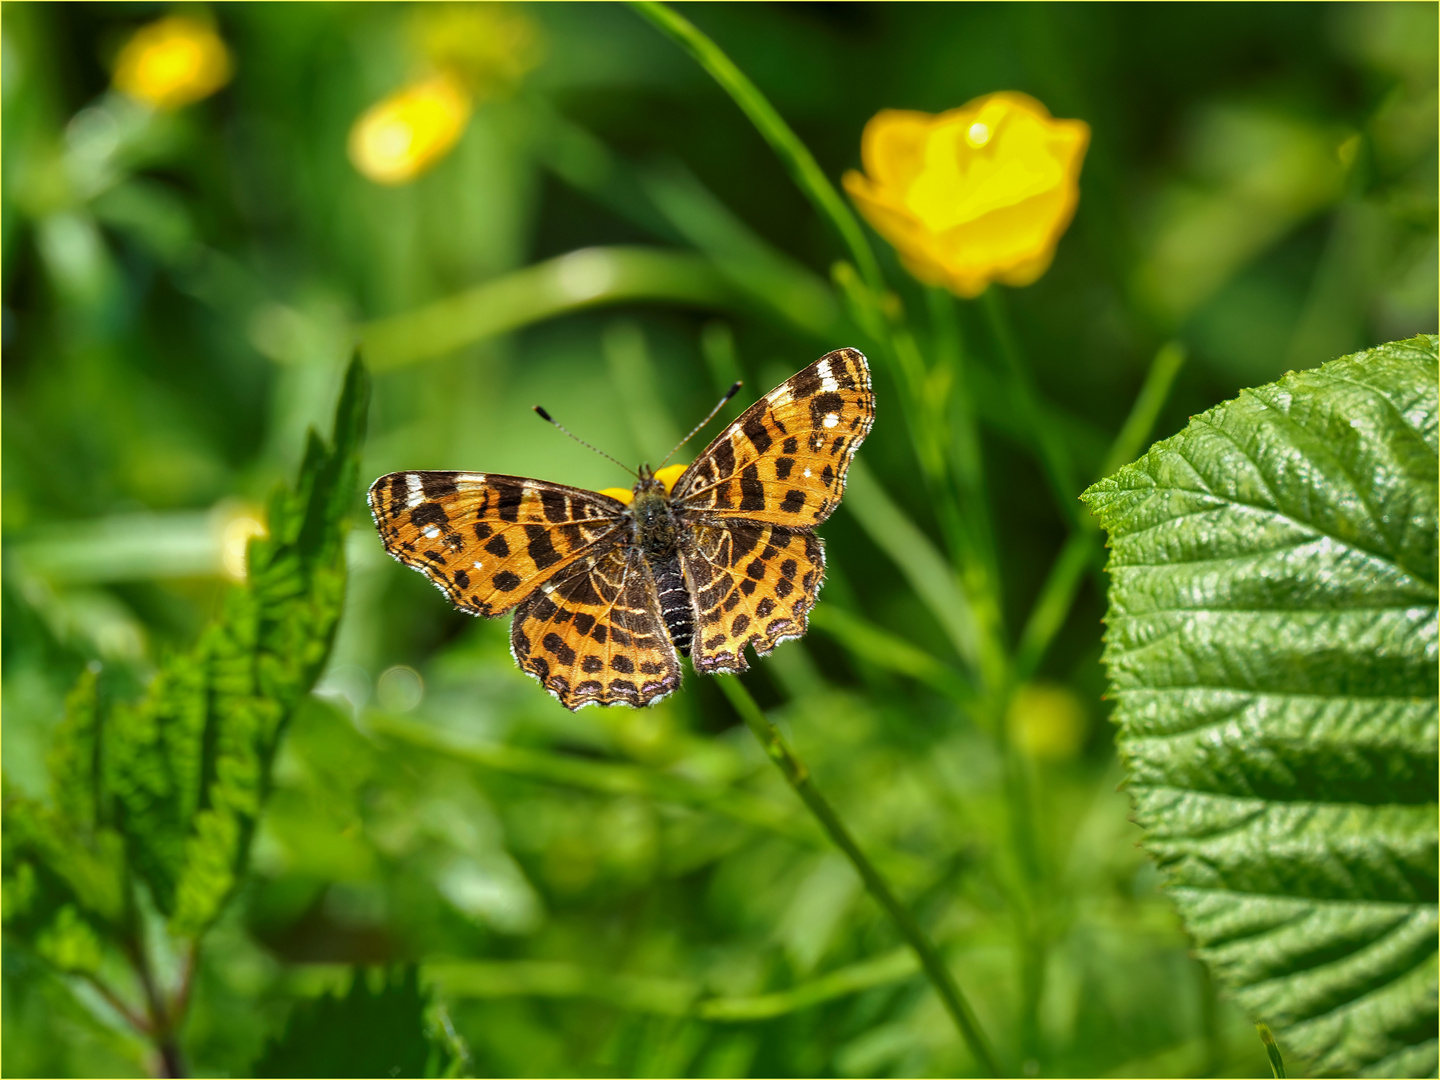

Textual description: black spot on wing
[525,524,563,570]
[543,632,576,665]
[493,570,522,592]
[711,437,736,479]
[780,489,806,514]
[541,489,569,524]
[742,414,773,455]
[387,475,409,514]
[420,473,458,499]
[789,366,821,397]
[485,534,510,558]
[810,392,844,429]
[496,488,524,522]
[739,464,765,512]
[410,503,449,529]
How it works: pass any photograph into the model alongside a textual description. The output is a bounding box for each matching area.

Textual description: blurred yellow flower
[1006,683,1089,761]
[844,93,1090,297]
[112,16,232,111]
[412,2,541,98]
[348,73,474,186]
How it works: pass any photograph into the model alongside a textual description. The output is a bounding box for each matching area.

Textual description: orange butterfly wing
[509,547,681,708]
[671,347,874,527]
[367,471,626,616]
[682,523,826,674]
[672,348,872,672]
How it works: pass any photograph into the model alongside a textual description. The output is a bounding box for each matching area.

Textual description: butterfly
[368,348,875,710]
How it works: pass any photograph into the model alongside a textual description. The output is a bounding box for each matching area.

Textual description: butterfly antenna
[658,380,742,467]
[533,406,638,477]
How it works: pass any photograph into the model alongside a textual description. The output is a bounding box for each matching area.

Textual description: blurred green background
[3,2,1436,1076]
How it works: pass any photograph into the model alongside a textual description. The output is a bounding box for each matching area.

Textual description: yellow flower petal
[112,16,232,111]
[847,92,1090,297]
[348,73,474,186]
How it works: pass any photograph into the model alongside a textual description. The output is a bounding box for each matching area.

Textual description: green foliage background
[3,3,1436,1077]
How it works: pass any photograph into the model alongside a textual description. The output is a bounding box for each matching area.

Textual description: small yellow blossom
[1007,683,1089,761]
[348,73,474,186]
[112,16,232,111]
[844,93,1090,298]
[412,3,541,98]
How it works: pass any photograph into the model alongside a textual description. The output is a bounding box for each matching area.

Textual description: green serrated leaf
[104,355,371,937]
[1081,335,1439,1078]
[1,793,128,975]
[48,666,104,832]
[251,966,455,1079]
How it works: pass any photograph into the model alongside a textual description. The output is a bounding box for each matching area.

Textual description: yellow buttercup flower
[844,93,1090,298]
[112,16,232,111]
[412,2,541,98]
[348,73,474,186]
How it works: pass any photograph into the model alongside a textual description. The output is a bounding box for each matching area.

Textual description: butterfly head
[595,462,685,507]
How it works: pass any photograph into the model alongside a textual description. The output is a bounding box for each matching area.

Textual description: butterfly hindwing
[672,348,874,527]
[510,547,681,707]
[682,522,826,674]
[368,471,626,617]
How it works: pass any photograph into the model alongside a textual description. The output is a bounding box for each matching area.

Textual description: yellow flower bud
[1006,683,1089,761]
[348,73,474,186]
[112,16,232,111]
[844,93,1090,298]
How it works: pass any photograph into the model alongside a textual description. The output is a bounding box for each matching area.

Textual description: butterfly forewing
[368,471,626,616]
[672,348,874,528]
[510,548,681,707]
[683,522,826,674]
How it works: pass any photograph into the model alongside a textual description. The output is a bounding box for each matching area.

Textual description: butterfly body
[370,348,874,710]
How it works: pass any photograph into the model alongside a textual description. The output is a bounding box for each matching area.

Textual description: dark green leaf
[252,966,455,1079]
[108,355,371,936]
[3,668,130,975]
[1082,335,1439,1077]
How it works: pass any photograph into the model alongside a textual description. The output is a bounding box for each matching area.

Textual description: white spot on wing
[803,467,812,478]
[823,413,839,428]
[472,561,484,570]
[768,387,793,407]
[423,526,440,538]
[406,474,424,508]
[817,358,839,392]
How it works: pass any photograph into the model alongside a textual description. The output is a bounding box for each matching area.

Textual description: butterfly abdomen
[626,483,694,656]
[651,555,694,656]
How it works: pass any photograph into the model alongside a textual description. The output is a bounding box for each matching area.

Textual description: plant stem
[979,288,1081,530]
[80,972,152,1034]
[717,676,1002,1076]
[124,928,188,1079]
[627,1,886,295]
[1013,341,1186,681]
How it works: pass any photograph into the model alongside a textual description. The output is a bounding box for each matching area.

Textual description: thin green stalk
[717,676,1002,1076]
[927,288,989,529]
[1097,340,1187,479]
[628,1,885,295]
[1013,341,1186,681]
[927,287,1005,659]
[980,288,1081,530]
[1257,1023,1287,1079]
